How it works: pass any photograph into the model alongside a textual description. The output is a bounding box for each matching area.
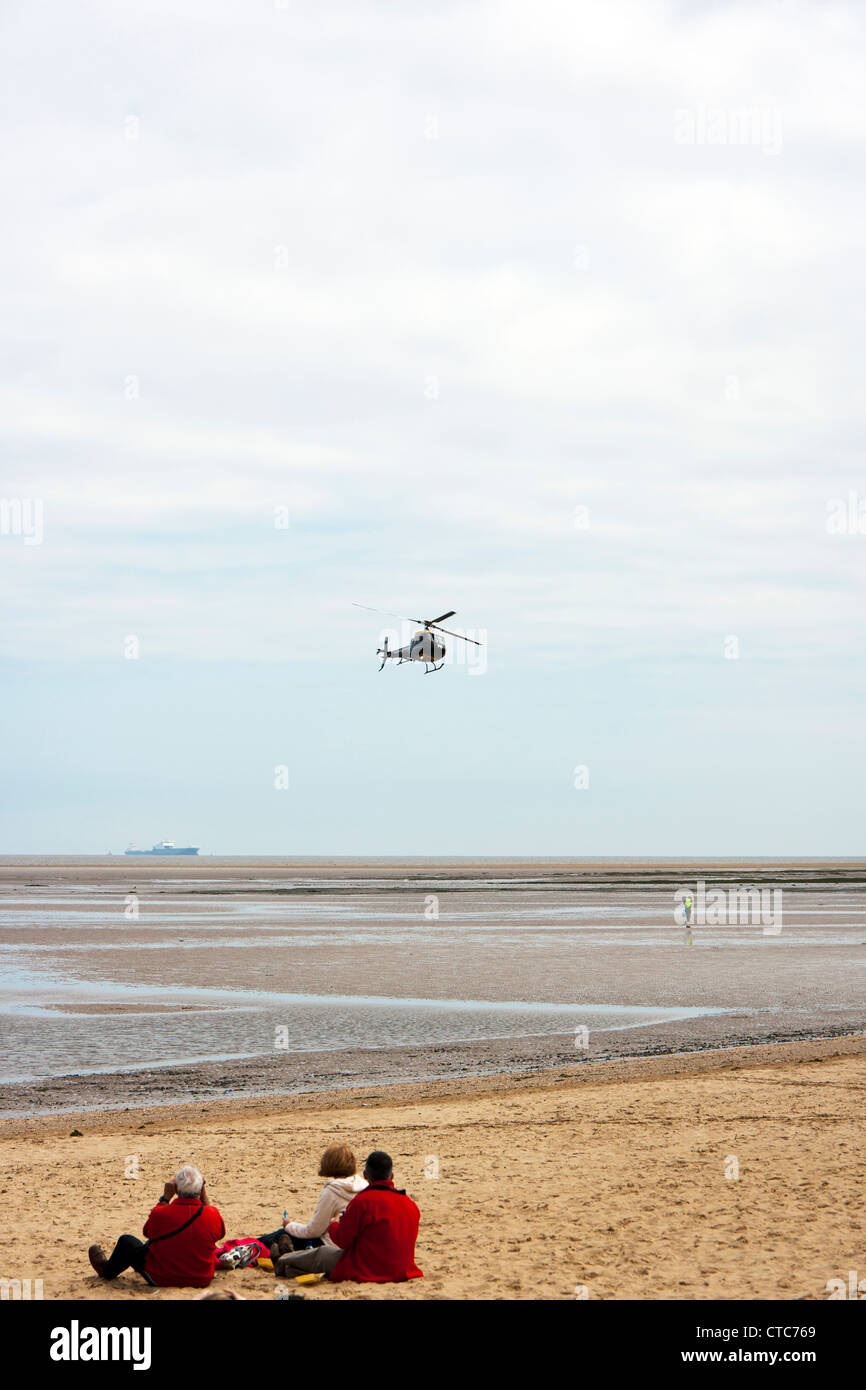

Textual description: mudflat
[1,857,865,1115]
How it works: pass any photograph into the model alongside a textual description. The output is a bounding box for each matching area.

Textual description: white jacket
[287,1175,368,1246]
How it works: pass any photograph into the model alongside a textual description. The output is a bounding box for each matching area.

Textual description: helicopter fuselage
[378,628,446,671]
[397,630,446,663]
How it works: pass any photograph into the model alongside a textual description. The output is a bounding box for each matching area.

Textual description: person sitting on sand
[88,1164,225,1288]
[259,1143,367,1261]
[274,1150,422,1283]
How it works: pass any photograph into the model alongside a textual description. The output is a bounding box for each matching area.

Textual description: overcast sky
[1,0,864,854]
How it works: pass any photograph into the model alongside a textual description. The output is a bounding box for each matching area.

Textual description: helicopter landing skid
[424,662,445,674]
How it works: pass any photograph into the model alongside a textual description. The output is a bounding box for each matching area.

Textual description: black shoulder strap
[148,1202,205,1243]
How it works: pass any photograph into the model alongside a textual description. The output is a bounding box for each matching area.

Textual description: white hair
[175,1164,204,1197]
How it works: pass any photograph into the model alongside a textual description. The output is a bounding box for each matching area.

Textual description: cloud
[1,0,864,677]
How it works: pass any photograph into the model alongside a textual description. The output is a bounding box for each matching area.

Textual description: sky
[1,0,864,854]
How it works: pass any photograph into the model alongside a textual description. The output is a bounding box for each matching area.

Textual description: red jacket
[327,1180,422,1283]
[142,1197,225,1287]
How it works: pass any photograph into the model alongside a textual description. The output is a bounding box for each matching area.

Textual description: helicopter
[352,603,483,673]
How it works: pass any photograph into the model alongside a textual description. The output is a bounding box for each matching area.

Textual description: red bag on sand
[215,1238,270,1269]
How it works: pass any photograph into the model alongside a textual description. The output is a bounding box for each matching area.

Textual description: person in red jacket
[275,1150,422,1283]
[88,1165,226,1288]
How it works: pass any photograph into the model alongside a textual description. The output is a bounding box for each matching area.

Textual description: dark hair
[364,1150,393,1182]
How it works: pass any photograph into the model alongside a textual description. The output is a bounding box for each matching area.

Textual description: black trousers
[259,1228,323,1251]
[102,1234,155,1283]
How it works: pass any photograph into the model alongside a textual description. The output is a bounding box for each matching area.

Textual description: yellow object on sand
[256,1258,321,1285]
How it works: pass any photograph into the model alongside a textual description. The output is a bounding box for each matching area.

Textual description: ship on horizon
[125,840,200,856]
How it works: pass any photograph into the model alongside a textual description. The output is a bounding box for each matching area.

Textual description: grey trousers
[276,1243,343,1278]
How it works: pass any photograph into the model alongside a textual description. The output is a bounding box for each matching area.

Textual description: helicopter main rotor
[352,603,482,646]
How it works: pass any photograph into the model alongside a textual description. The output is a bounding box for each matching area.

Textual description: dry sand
[3,1036,864,1301]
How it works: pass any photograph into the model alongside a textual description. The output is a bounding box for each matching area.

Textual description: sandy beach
[3,858,863,1302]
[3,1036,864,1301]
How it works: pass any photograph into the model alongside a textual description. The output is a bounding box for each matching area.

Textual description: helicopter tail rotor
[377,635,390,671]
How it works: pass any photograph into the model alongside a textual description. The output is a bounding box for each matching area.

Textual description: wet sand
[3,1036,864,1301]
[1,857,865,1116]
[3,861,864,1301]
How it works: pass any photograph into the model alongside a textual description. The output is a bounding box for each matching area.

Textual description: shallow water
[1,861,864,1093]
[0,983,718,1082]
